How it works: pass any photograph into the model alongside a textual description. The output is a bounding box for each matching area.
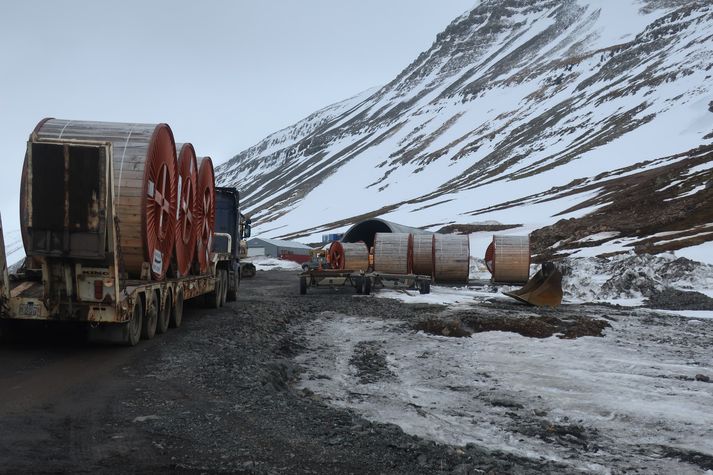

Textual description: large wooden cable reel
[195,157,216,274]
[24,118,178,281]
[328,241,369,271]
[373,232,413,274]
[175,144,198,276]
[144,125,179,280]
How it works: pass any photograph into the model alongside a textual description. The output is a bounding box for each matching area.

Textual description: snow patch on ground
[249,256,304,272]
[295,312,713,473]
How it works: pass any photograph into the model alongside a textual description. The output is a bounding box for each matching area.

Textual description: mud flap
[503,262,563,307]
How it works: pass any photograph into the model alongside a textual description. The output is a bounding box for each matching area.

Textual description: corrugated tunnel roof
[341,218,431,248]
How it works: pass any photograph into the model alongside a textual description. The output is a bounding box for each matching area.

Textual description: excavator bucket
[502,262,563,307]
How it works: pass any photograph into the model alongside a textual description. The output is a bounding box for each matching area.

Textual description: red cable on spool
[195,157,215,274]
[485,241,495,274]
[329,241,346,270]
[144,124,178,280]
[175,144,198,276]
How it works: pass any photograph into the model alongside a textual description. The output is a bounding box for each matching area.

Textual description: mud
[416,313,609,339]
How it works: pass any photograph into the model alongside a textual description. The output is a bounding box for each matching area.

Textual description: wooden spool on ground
[25,118,178,280]
[175,143,198,276]
[484,235,530,283]
[373,232,413,274]
[329,241,369,271]
[412,234,435,276]
[432,234,470,283]
[195,157,215,274]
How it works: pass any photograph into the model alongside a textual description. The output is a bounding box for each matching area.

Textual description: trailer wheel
[125,299,143,347]
[299,276,307,295]
[226,271,238,302]
[170,288,184,328]
[354,277,363,294]
[206,273,222,309]
[157,289,170,334]
[363,277,372,295]
[419,280,431,295]
[142,292,158,340]
[219,270,228,306]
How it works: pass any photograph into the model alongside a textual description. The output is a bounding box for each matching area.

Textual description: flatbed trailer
[0,132,241,346]
[299,269,366,294]
[298,269,432,295]
[364,272,431,294]
[0,221,234,347]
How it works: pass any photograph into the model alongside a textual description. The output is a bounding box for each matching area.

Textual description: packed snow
[249,256,304,272]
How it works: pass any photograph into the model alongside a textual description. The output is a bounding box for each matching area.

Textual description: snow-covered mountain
[217,0,713,260]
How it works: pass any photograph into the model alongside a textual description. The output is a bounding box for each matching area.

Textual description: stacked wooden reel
[432,234,470,283]
[328,241,369,271]
[175,143,198,277]
[195,157,216,274]
[412,234,434,276]
[484,235,530,283]
[373,232,413,274]
[28,119,178,280]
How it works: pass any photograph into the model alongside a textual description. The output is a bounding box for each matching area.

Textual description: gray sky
[0,1,474,233]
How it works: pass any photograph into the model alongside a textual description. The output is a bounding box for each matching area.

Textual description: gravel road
[0,270,710,474]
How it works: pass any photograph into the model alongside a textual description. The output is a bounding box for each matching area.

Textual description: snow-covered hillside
[217,0,713,260]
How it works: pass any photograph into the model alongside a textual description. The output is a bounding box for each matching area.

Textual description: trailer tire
[157,289,170,334]
[207,273,222,309]
[363,277,372,295]
[354,277,363,294]
[170,288,184,328]
[226,271,238,302]
[125,299,143,347]
[220,270,228,306]
[299,276,307,295]
[142,292,158,340]
[419,280,431,295]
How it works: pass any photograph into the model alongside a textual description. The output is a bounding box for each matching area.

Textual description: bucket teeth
[503,262,563,307]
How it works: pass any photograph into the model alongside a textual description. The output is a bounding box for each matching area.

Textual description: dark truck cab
[214,187,250,301]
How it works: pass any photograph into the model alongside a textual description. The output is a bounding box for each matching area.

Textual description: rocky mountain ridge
[217,0,713,260]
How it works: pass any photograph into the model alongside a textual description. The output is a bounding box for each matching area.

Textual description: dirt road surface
[0,270,711,474]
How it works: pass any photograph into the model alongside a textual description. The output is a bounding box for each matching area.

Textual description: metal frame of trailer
[363,272,431,294]
[298,269,432,295]
[299,269,366,294]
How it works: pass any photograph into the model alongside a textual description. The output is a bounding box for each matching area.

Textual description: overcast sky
[0,1,475,233]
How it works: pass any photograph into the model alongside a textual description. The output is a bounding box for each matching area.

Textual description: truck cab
[213,187,248,300]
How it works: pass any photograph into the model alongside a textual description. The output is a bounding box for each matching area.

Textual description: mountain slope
[217,0,713,259]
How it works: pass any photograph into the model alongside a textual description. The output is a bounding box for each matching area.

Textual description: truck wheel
[219,270,228,306]
[226,271,238,302]
[299,276,307,295]
[141,292,158,340]
[125,299,143,346]
[354,277,363,294]
[419,280,430,295]
[207,273,222,309]
[170,288,184,328]
[157,289,170,334]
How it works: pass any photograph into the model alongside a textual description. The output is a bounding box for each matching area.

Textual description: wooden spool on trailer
[373,232,413,274]
[24,118,178,280]
[432,234,470,283]
[484,235,530,283]
[175,143,198,276]
[412,234,435,276]
[329,241,369,271]
[195,157,216,274]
